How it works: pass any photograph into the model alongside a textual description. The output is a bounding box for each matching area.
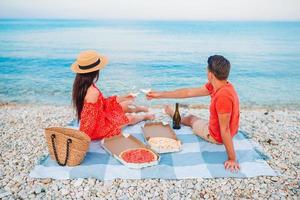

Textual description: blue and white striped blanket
[30,122,277,180]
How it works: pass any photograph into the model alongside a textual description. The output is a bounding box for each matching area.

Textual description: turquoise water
[0,19,300,107]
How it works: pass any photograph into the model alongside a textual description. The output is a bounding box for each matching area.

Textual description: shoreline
[1,101,300,111]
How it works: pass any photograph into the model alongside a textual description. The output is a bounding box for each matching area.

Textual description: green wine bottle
[173,103,181,129]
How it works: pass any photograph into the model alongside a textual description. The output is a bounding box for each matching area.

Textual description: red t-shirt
[205,82,240,143]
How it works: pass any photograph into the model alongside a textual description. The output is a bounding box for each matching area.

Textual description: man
[147,55,240,172]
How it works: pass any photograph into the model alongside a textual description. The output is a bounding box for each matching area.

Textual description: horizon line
[1,18,300,22]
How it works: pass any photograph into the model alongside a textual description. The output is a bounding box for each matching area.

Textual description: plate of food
[142,122,182,153]
[119,148,158,164]
[101,133,160,169]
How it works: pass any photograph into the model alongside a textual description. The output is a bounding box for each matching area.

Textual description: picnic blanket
[30,121,277,180]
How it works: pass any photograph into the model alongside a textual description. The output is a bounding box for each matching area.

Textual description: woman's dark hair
[72,70,99,121]
[207,55,231,80]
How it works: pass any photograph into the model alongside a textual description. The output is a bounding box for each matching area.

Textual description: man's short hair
[207,55,231,80]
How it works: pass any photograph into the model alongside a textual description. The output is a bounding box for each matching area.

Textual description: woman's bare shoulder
[85,86,99,103]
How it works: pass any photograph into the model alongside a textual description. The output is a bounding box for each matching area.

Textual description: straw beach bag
[45,127,91,166]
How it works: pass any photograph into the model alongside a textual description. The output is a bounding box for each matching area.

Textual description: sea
[0,19,300,108]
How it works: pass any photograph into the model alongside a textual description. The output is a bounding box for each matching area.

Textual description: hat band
[78,58,101,70]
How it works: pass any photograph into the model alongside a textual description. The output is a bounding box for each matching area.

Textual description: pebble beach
[0,103,299,199]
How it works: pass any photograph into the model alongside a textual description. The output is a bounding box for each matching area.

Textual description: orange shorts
[191,119,221,144]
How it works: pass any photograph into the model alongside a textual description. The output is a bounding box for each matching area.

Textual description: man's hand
[218,112,240,173]
[146,91,161,100]
[224,159,240,172]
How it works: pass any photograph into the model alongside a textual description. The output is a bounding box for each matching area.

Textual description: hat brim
[71,55,108,74]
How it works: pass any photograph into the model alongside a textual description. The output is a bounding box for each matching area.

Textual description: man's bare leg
[165,105,220,144]
[164,105,199,127]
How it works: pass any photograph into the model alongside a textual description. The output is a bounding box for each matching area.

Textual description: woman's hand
[224,159,240,173]
[117,94,135,103]
[146,91,162,100]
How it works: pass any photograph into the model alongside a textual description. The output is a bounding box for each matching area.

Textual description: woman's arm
[116,94,135,103]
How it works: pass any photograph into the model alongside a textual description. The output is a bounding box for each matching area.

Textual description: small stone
[18,190,28,199]
[60,188,69,196]
[52,184,59,192]
[0,189,12,198]
[28,194,36,199]
[195,183,202,190]
[104,180,113,188]
[76,191,84,198]
[271,177,279,182]
[120,181,129,189]
[41,178,52,184]
[88,178,95,186]
[34,185,43,194]
[73,178,84,187]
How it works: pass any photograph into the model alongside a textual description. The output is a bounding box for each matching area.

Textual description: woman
[71,50,154,140]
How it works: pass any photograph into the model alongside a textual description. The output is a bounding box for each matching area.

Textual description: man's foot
[145,113,155,120]
[164,105,174,117]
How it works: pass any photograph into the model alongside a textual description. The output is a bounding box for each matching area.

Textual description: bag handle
[51,134,72,166]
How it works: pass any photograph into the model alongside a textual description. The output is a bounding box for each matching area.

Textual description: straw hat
[71,50,108,74]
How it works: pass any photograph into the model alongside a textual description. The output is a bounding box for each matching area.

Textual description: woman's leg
[125,113,155,126]
[133,105,149,113]
[120,100,149,113]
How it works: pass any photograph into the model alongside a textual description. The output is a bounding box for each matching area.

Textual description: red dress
[79,84,129,140]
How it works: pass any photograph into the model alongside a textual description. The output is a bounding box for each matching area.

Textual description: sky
[0,0,300,21]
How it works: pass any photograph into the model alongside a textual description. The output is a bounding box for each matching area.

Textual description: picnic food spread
[148,137,181,152]
[119,148,158,164]
[142,122,182,153]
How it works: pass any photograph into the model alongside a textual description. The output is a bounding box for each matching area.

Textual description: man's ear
[208,71,213,82]
[211,72,215,81]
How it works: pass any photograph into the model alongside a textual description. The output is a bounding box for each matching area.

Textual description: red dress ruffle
[79,84,129,140]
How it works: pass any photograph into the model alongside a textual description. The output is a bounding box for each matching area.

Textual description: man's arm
[147,84,210,100]
[218,113,240,172]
